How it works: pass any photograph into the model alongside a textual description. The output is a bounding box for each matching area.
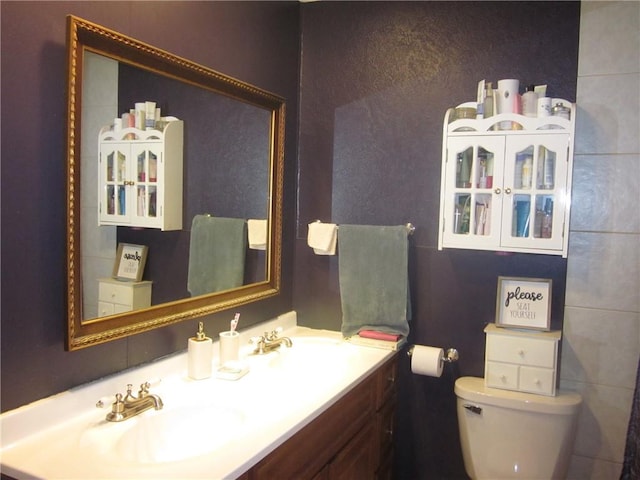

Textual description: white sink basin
[246,336,356,377]
[80,403,245,464]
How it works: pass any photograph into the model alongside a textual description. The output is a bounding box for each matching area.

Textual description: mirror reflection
[66,15,285,350]
[82,52,271,321]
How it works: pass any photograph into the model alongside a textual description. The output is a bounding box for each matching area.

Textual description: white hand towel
[247,219,267,250]
[307,222,338,255]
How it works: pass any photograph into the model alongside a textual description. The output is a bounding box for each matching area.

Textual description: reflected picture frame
[495,276,552,331]
[113,243,148,282]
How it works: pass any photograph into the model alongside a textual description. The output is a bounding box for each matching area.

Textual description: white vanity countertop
[0,313,395,479]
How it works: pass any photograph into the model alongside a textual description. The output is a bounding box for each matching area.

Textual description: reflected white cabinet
[438,101,575,256]
[97,277,152,317]
[484,323,560,396]
[98,121,183,230]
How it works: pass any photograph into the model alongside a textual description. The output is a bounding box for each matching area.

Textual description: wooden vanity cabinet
[243,354,398,480]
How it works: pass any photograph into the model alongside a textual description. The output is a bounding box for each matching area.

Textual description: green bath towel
[187,215,247,296]
[338,225,411,338]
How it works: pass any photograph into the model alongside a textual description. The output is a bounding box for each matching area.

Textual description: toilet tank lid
[455,377,582,415]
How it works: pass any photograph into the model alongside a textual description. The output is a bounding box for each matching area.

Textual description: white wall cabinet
[484,323,560,396]
[98,121,183,230]
[438,101,575,256]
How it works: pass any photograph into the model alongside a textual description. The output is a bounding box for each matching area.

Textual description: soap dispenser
[188,321,213,380]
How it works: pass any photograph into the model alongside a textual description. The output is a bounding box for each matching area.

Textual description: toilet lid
[455,376,582,415]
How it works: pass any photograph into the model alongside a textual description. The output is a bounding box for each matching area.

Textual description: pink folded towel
[358,330,401,342]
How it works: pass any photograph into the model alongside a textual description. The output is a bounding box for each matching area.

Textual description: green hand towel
[187,215,247,296]
[338,225,411,338]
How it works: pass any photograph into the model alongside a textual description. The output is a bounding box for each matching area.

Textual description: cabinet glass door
[444,137,504,249]
[130,144,161,226]
[502,135,568,251]
[100,143,129,222]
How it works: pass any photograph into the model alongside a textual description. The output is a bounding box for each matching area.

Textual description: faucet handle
[105,393,126,422]
[138,382,151,397]
[266,327,283,340]
[124,384,137,402]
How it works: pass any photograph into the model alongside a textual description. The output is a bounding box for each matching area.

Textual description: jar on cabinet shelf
[438,100,575,257]
[98,120,183,231]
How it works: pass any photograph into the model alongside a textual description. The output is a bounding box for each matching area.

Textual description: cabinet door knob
[505,187,512,194]
[494,188,502,194]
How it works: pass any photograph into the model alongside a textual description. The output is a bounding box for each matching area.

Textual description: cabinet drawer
[376,396,396,464]
[99,282,136,306]
[519,366,555,396]
[487,334,556,368]
[375,357,397,409]
[485,362,519,390]
[98,301,115,317]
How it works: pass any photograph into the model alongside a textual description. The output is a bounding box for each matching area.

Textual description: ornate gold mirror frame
[65,16,284,350]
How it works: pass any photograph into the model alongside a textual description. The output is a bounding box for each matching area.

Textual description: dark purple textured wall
[2,1,580,477]
[1,1,299,412]
[294,2,580,478]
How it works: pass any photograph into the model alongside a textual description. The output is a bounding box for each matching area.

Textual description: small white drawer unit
[484,323,561,396]
[98,277,152,317]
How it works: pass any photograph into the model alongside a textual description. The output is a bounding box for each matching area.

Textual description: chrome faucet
[106,382,163,422]
[250,328,293,355]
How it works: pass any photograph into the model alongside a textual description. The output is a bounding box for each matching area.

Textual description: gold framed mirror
[65,16,284,350]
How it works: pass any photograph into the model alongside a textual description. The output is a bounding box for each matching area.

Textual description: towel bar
[313,220,415,235]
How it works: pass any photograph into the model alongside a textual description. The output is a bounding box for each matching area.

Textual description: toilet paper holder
[407,346,459,365]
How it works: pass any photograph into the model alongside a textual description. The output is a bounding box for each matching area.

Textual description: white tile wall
[563,2,640,478]
[566,232,639,312]
[570,154,640,233]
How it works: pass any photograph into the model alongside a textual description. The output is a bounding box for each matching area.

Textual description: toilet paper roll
[411,345,444,378]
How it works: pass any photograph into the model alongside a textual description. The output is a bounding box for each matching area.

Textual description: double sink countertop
[0,312,394,479]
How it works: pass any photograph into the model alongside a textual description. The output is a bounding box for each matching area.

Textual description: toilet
[455,376,582,480]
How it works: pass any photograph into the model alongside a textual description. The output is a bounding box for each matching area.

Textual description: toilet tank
[455,377,581,480]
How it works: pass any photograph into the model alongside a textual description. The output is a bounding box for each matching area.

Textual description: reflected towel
[338,225,411,338]
[187,215,247,296]
[307,222,338,255]
[247,219,267,250]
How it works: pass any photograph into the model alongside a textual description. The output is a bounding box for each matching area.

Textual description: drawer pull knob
[500,375,507,382]
[518,349,525,356]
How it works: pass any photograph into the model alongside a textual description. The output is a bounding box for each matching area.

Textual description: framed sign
[495,276,552,330]
[113,243,148,282]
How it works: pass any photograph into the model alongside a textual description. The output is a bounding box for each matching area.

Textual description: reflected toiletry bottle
[515,200,531,237]
[541,198,553,238]
[543,153,554,189]
[483,83,494,118]
[521,156,533,189]
[188,322,213,380]
[522,85,538,117]
[134,102,146,130]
